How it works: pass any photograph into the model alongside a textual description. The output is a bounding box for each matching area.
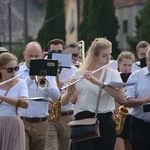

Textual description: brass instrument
[49,68,61,121]
[49,100,61,121]
[35,70,49,90]
[116,105,130,135]
[78,40,85,63]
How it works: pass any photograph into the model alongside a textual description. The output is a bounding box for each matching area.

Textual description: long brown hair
[0,53,18,79]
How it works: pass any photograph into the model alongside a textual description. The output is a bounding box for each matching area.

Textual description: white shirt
[0,80,28,116]
[109,60,118,70]
[132,61,141,72]
[72,67,122,115]
[126,67,150,122]
[59,65,77,112]
[18,63,60,118]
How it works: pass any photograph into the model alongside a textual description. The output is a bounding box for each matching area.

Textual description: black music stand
[29,59,58,76]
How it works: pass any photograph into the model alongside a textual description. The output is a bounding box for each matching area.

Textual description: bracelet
[101,82,107,89]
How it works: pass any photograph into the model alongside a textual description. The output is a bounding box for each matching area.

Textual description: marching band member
[114,51,135,150]
[66,42,82,68]
[61,38,126,150]
[0,53,29,150]
[132,41,150,72]
[18,41,60,150]
[125,48,150,150]
[45,39,77,150]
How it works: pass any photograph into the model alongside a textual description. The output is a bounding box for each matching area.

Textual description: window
[123,20,128,34]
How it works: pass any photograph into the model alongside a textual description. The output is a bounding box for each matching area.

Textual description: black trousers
[129,116,150,150]
[71,111,116,150]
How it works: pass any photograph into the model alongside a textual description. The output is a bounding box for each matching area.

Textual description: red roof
[114,0,148,8]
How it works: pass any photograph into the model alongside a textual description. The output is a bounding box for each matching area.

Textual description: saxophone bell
[116,105,130,135]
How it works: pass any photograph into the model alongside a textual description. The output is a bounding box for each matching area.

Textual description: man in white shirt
[18,41,60,150]
[125,48,150,150]
[66,42,82,68]
[45,39,77,150]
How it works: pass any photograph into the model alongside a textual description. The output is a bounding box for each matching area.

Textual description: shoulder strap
[0,88,11,105]
[94,68,107,117]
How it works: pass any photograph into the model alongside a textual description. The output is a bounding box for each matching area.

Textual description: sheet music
[107,78,138,88]
[29,97,52,102]
[52,53,72,68]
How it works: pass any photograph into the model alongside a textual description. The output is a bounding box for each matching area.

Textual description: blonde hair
[117,51,135,65]
[80,38,112,70]
[136,41,149,52]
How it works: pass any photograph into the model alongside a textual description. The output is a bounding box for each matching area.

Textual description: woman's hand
[66,78,76,95]
[60,78,77,106]
[57,82,65,90]
[83,71,99,85]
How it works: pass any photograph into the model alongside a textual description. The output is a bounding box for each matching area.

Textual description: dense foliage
[79,0,119,59]
[127,0,150,54]
[37,0,66,51]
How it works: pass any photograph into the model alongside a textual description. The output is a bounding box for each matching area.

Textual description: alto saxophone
[50,100,61,121]
[49,68,61,121]
[116,105,130,135]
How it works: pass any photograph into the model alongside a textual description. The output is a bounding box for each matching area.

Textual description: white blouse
[0,79,28,116]
[72,67,122,115]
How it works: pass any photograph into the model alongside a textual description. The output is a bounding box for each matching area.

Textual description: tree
[138,0,150,41]
[80,0,119,59]
[37,0,66,50]
[127,0,150,54]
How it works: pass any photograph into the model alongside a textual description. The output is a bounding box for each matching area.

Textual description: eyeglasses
[51,50,63,53]
[72,53,79,57]
[2,66,19,73]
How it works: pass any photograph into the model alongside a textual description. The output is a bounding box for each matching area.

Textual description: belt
[20,117,47,123]
[61,110,74,116]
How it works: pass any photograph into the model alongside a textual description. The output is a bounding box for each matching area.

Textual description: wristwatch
[101,82,107,89]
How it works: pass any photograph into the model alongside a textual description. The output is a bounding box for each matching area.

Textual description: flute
[0,74,21,86]
[60,60,115,90]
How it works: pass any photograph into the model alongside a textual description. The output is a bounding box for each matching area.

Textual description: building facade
[114,0,148,50]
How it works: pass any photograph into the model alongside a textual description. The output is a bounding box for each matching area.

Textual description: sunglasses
[72,53,79,57]
[51,50,63,53]
[2,66,19,73]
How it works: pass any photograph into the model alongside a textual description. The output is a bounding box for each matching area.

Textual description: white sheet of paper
[107,78,138,88]
[52,53,72,68]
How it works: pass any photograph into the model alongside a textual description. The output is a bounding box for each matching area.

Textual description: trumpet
[60,60,115,90]
[0,74,21,86]
[35,70,49,90]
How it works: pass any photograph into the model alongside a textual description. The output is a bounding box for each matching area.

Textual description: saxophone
[49,68,61,121]
[116,105,130,135]
[50,100,61,121]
